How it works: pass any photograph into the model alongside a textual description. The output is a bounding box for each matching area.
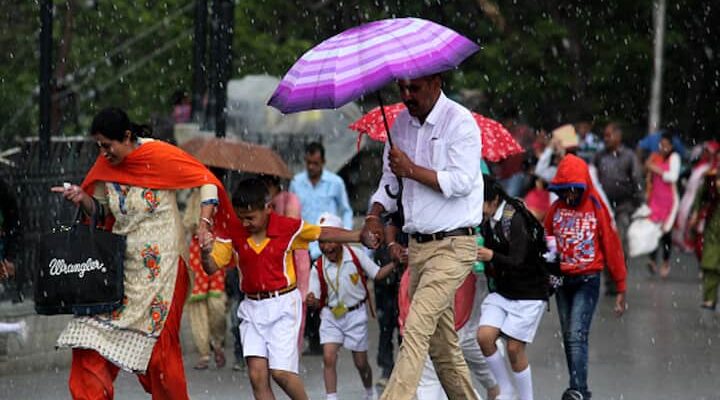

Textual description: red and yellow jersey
[210,212,320,294]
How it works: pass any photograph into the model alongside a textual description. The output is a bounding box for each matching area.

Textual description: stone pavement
[0,252,719,399]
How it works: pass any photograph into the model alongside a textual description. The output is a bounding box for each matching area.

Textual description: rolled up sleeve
[436,118,481,198]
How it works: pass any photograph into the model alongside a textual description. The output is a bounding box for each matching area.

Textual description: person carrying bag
[35,206,126,315]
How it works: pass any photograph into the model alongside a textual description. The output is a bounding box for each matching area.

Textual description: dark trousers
[650,231,673,262]
[304,308,322,352]
[225,268,244,362]
[375,281,400,378]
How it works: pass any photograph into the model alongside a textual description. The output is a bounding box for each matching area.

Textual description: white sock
[365,386,375,399]
[0,322,22,334]
[326,393,338,400]
[486,350,515,398]
[513,365,533,400]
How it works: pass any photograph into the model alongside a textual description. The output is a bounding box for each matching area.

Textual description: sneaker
[561,389,584,400]
[375,377,388,389]
[16,320,28,346]
[232,361,245,371]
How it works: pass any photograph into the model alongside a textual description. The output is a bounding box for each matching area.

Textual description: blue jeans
[555,272,600,398]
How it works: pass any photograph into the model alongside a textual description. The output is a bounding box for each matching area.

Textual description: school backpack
[315,245,376,317]
[498,200,562,296]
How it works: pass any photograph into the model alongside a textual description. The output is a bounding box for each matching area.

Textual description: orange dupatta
[80,140,237,239]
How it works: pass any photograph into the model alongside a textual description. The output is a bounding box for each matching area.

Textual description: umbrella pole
[377,92,394,148]
[377,92,403,204]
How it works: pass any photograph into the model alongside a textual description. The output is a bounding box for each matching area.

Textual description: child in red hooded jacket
[544,154,627,400]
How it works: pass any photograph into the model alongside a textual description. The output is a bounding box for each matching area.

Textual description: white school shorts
[478,292,546,343]
[237,289,302,373]
[319,303,369,352]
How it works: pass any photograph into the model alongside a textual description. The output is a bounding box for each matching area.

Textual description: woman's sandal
[214,347,226,368]
[647,261,657,275]
[193,357,210,370]
[659,262,671,278]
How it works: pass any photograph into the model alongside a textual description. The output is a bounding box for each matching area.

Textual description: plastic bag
[627,217,662,258]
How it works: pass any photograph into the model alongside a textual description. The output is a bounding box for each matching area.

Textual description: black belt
[327,299,366,312]
[246,285,296,300]
[411,227,475,243]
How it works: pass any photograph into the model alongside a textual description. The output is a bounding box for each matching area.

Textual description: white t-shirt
[309,245,380,308]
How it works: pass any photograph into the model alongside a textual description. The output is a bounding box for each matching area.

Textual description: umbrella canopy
[268,18,479,113]
[349,103,524,162]
[180,137,292,179]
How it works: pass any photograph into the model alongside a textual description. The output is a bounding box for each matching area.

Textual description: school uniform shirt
[309,245,380,308]
[210,212,321,294]
[370,92,484,234]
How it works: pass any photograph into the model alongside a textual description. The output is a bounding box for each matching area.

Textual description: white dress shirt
[309,246,380,308]
[371,92,484,234]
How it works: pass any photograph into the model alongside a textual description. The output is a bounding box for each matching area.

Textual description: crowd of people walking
[0,73,718,400]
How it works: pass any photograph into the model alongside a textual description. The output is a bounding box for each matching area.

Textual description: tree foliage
[1,0,718,146]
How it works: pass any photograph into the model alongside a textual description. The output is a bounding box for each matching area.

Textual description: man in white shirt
[307,213,398,400]
[362,74,484,400]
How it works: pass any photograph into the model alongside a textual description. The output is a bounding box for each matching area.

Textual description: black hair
[171,89,188,106]
[232,177,270,211]
[305,142,325,160]
[259,174,281,189]
[90,107,152,141]
[483,174,547,262]
[660,130,674,144]
[483,174,547,247]
[605,121,624,137]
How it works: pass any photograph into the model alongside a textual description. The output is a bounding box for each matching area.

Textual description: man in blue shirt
[290,142,354,260]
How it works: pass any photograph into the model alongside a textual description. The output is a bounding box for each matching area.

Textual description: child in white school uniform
[307,213,398,400]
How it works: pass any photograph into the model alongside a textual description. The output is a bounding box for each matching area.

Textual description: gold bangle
[200,217,213,227]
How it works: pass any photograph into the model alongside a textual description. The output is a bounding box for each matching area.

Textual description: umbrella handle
[385,183,399,199]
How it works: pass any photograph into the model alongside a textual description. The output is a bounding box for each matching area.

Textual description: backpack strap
[345,246,376,318]
[315,257,328,309]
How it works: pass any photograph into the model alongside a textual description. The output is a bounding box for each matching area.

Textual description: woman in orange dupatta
[52,108,236,400]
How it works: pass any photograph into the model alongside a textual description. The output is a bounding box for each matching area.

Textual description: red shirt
[211,212,320,294]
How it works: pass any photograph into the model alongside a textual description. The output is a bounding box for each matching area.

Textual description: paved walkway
[0,252,718,399]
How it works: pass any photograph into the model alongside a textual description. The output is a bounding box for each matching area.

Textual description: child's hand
[614,292,626,317]
[361,229,381,249]
[305,293,320,309]
[477,247,493,262]
[0,260,15,281]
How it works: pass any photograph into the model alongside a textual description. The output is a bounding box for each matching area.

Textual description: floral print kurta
[57,182,187,373]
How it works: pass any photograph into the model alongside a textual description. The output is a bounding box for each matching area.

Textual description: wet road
[0,252,718,399]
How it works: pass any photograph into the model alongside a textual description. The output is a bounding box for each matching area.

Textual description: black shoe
[561,389,584,400]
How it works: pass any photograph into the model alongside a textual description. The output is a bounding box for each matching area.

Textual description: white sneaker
[16,320,28,346]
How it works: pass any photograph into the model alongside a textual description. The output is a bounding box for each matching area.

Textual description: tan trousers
[381,236,477,400]
[187,293,228,358]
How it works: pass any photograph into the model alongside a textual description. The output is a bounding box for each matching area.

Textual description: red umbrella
[349,102,524,162]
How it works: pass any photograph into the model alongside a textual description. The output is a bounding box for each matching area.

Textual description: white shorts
[478,292,546,343]
[319,302,369,352]
[237,289,302,373]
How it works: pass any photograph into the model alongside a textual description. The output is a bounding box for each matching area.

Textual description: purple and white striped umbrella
[268,18,480,114]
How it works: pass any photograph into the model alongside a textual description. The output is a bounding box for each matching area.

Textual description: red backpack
[316,245,375,318]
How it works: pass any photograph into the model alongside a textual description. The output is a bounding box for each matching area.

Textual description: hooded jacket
[544,154,627,292]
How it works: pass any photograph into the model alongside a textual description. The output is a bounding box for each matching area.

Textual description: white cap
[317,212,343,228]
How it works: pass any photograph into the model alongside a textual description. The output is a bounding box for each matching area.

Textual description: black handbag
[34,208,126,316]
